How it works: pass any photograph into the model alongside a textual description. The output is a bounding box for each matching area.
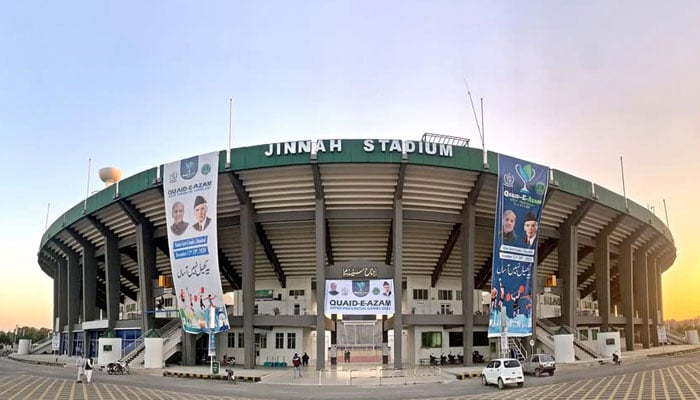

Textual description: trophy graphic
[515,164,535,192]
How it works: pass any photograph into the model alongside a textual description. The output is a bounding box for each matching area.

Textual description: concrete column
[315,198,326,371]
[67,249,81,355]
[633,247,650,348]
[57,256,68,333]
[240,202,256,369]
[657,257,664,323]
[136,223,156,333]
[393,198,403,369]
[52,263,59,330]
[648,254,659,346]
[180,331,197,366]
[594,236,611,331]
[461,203,475,366]
[618,241,634,351]
[104,233,121,329]
[559,223,577,329]
[81,244,98,322]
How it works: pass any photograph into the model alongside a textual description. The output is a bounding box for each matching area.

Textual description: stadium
[37,137,676,370]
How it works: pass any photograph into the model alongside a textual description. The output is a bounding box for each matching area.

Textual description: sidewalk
[8,343,700,386]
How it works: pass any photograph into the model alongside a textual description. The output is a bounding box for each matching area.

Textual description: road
[1,352,699,399]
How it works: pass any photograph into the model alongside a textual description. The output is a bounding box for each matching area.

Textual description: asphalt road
[1,352,699,400]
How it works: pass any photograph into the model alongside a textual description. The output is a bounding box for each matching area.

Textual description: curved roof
[37,139,675,299]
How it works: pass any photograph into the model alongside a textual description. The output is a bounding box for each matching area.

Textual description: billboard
[488,155,549,337]
[324,279,395,315]
[163,152,229,334]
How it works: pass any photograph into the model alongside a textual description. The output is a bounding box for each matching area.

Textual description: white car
[481,358,525,389]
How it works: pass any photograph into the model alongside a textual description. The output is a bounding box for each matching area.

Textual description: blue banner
[488,155,549,337]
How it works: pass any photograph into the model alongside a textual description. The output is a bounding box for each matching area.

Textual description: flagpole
[227,98,233,168]
[84,158,91,212]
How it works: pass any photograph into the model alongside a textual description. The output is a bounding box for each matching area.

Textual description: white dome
[98,167,122,186]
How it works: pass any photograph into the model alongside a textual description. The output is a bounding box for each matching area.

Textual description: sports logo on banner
[163,152,229,334]
[325,279,395,315]
[488,155,549,338]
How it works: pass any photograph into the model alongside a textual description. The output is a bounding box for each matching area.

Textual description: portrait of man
[501,209,518,245]
[382,281,392,296]
[523,212,538,248]
[170,201,188,235]
[192,195,211,231]
[329,282,339,296]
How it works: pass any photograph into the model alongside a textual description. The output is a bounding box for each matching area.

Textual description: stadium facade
[37,139,676,369]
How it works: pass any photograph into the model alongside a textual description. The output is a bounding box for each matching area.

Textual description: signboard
[208,333,216,357]
[324,279,395,315]
[488,155,549,338]
[163,152,229,334]
[51,333,60,351]
[657,325,667,343]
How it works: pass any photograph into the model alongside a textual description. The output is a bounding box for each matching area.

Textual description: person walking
[292,353,302,378]
[75,353,85,383]
[84,356,94,383]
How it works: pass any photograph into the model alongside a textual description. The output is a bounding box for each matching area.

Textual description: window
[440,304,451,314]
[578,329,589,341]
[591,329,599,341]
[254,304,259,315]
[456,290,463,301]
[227,332,236,348]
[293,304,301,315]
[289,289,305,297]
[473,331,489,346]
[238,333,244,348]
[421,331,442,348]
[275,333,284,349]
[438,290,452,300]
[449,332,463,347]
[413,289,428,300]
[164,297,173,307]
[287,333,296,349]
[255,333,267,349]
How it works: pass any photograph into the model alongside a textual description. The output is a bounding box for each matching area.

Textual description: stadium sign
[264,139,454,157]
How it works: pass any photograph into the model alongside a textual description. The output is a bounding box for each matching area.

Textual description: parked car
[481,358,525,389]
[522,353,556,376]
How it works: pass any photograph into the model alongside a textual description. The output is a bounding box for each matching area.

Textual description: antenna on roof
[463,79,488,169]
[45,203,50,230]
[663,199,670,229]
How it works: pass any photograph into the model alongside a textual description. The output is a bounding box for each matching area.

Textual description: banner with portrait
[324,279,395,315]
[163,152,229,334]
[488,154,549,337]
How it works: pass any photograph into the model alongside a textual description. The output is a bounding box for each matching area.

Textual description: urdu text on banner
[163,152,229,334]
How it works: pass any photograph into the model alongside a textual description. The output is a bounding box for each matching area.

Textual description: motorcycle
[222,355,236,367]
[472,350,485,363]
[106,361,130,375]
[225,368,236,383]
[447,353,457,364]
[429,354,438,365]
[612,352,622,366]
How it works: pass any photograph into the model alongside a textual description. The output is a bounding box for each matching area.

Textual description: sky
[1,1,699,332]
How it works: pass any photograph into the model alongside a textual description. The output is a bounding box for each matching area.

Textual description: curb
[647,347,700,358]
[162,371,261,382]
[9,356,66,368]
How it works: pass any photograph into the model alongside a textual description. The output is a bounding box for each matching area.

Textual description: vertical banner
[163,152,229,334]
[488,155,549,338]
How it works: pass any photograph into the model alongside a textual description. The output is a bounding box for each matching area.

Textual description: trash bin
[212,361,220,375]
